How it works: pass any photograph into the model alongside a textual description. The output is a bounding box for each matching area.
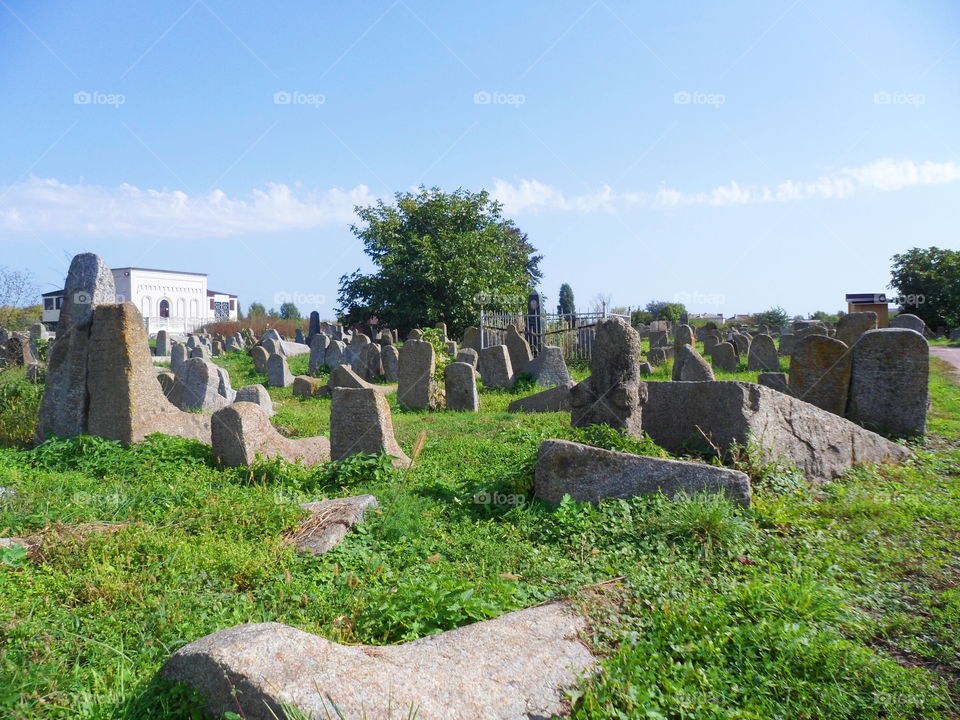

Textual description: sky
[1,0,959,320]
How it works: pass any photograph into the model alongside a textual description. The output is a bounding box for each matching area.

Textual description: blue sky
[1,0,958,319]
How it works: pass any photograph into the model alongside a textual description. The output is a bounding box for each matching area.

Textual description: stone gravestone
[711,342,738,373]
[295,329,306,345]
[36,253,117,442]
[673,324,694,348]
[190,345,212,361]
[236,384,274,416]
[478,345,514,389]
[846,328,929,436]
[647,346,672,366]
[407,328,423,341]
[789,335,851,415]
[570,316,647,436]
[836,311,877,348]
[747,334,779,371]
[434,321,448,340]
[398,339,437,410]
[461,327,481,353]
[171,343,188,375]
[890,313,926,335]
[308,311,320,339]
[330,388,411,467]
[267,354,294,388]
[262,329,282,342]
[156,330,170,356]
[731,333,751,357]
[359,342,383,382]
[648,330,669,348]
[676,344,715,381]
[251,345,269,374]
[703,335,720,356]
[526,346,570,387]
[505,325,533,375]
[309,333,329,375]
[455,348,478,369]
[324,340,345,369]
[381,344,400,382]
[168,358,234,412]
[758,372,790,395]
[778,333,796,356]
[445,361,479,411]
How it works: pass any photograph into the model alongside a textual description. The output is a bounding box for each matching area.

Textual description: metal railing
[479,310,631,362]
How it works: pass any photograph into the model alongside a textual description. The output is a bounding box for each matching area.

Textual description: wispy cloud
[492,158,960,214]
[1,158,956,239]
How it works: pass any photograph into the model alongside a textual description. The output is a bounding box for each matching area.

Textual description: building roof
[207,290,238,298]
[41,289,65,297]
[113,267,208,277]
[845,293,889,304]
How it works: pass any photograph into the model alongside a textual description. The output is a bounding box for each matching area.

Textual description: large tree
[337,187,542,336]
[755,306,789,328]
[557,283,575,315]
[645,300,686,322]
[890,247,960,330]
[279,302,301,321]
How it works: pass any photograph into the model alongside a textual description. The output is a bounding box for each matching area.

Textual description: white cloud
[0,178,376,238]
[492,158,960,214]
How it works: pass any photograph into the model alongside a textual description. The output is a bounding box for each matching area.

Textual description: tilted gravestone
[505,325,533,375]
[571,316,647,437]
[673,324,694,348]
[267,354,293,388]
[381,344,400,382]
[836,311,877,348]
[677,344,715,381]
[846,328,929,436]
[711,342,738,373]
[358,342,383,381]
[731,333,751,357]
[236,384,274,416]
[789,335,851,415]
[250,345,269,374]
[212,402,329,468]
[168,358,235,412]
[747,334,779,371]
[398,339,437,410]
[478,345,514,389]
[445,361,479,412]
[526,346,570,387]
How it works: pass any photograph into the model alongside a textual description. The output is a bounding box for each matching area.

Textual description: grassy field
[0,343,957,719]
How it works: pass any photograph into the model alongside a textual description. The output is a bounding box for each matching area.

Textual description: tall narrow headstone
[398,339,437,410]
[445,362,479,411]
[789,335,851,416]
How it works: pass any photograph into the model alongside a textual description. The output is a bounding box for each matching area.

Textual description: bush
[0,369,42,448]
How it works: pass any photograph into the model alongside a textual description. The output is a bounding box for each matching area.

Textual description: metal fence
[479,310,631,363]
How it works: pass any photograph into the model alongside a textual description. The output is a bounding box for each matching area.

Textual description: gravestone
[308,311,320,339]
[703,335,720,355]
[267,354,293,388]
[251,346,269,374]
[309,333,329,375]
[711,342,738,373]
[455,347,478,369]
[526,346,570,386]
[190,345,212,361]
[157,371,175,397]
[647,347,670,366]
[846,328,929,436]
[747,334,779,371]
[212,339,224,356]
[434,321,448,340]
[836,312,877,348]
[505,325,533,375]
[676,344,715,381]
[295,329,306,345]
[673,324,694,348]
[4,336,33,366]
[648,330,669,348]
[398,339,437,410]
[407,328,423,341]
[331,388,411,467]
[757,372,790,395]
[790,335,851,415]
[778,333,796,356]
[445,361,479,411]
[156,330,170,356]
[171,343,188,374]
[571,316,647,436]
[262,329,282,342]
[639,361,653,375]
[381,344,400,382]
[323,340,345,369]
[236,384,274,415]
[796,325,828,339]
[211,403,329,467]
[293,375,327,399]
[731,333,751,357]
[262,338,283,357]
[461,326,481,353]
[478,345,514,390]
[508,382,573,413]
[444,340,458,357]
[168,358,234,412]
[359,342,383,381]
[890,313,926,335]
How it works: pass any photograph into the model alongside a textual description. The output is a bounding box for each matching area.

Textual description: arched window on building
[159,299,170,318]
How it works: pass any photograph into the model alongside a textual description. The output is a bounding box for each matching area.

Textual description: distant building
[845,293,889,328]
[42,267,238,334]
[688,313,725,324]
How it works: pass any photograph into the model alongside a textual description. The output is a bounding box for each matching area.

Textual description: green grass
[0,350,957,718]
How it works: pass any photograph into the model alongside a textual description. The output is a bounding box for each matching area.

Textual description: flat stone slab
[161,602,595,720]
[288,494,379,554]
[211,402,330,468]
[508,382,573,413]
[535,439,751,507]
[642,381,910,482]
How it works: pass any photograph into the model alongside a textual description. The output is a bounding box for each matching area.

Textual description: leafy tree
[810,310,840,323]
[645,300,686,322]
[890,247,960,329]
[248,302,266,318]
[337,187,542,337]
[755,306,789,328]
[557,283,575,315]
[279,302,301,321]
[631,310,653,325]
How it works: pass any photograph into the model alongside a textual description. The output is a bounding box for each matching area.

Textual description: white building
[43,266,238,334]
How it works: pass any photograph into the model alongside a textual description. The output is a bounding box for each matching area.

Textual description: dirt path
[931,346,960,380]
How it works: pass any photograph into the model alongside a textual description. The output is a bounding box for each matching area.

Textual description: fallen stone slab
[642,381,910,482]
[327,364,394,394]
[535,439,751,507]
[211,402,329,468]
[292,375,328,399]
[161,602,595,720]
[280,340,311,358]
[287,494,379,554]
[508,381,574,413]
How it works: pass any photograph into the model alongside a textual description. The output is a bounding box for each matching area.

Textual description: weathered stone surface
[85,304,211,445]
[262,338,283,357]
[673,324,694,348]
[890,313,926,334]
[308,311,320,339]
[747,334,779,371]
[461,326,481,353]
[291,495,379,554]
[211,402,329,467]
[836,312,877,348]
[155,330,170,356]
[508,382,574,413]
[677,344,715,381]
[170,344,188,374]
[778,333,796,356]
[505,325,533,374]
[648,330,669,348]
[381,344,400,382]
[407,328,423,341]
[4,336,33,366]
[250,346,269,374]
[846,328,929,437]
[398,339,437,410]
[308,333,329,375]
[330,388,410,467]
[796,325,828,339]
[266,354,293,388]
[731,333,751,357]
[157,371,175,397]
[526,345,570,387]
[161,602,595,720]
[36,253,116,441]
[571,317,647,436]
[642,381,910,482]
[358,342,383,381]
[703,335,720,355]
[280,341,310,358]
[535,439,751,507]
[323,340,345,369]
[711,342,738,373]
[478,345,514,389]
[190,345,212,361]
[327,364,392,393]
[262,329,282,342]
[789,335,851,415]
[236,384,273,416]
[295,329,306,345]
[647,347,670,366]
[168,358,233,412]
[292,375,327,399]
[757,372,790,395]
[455,347,478,368]
[445,362,479,411]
